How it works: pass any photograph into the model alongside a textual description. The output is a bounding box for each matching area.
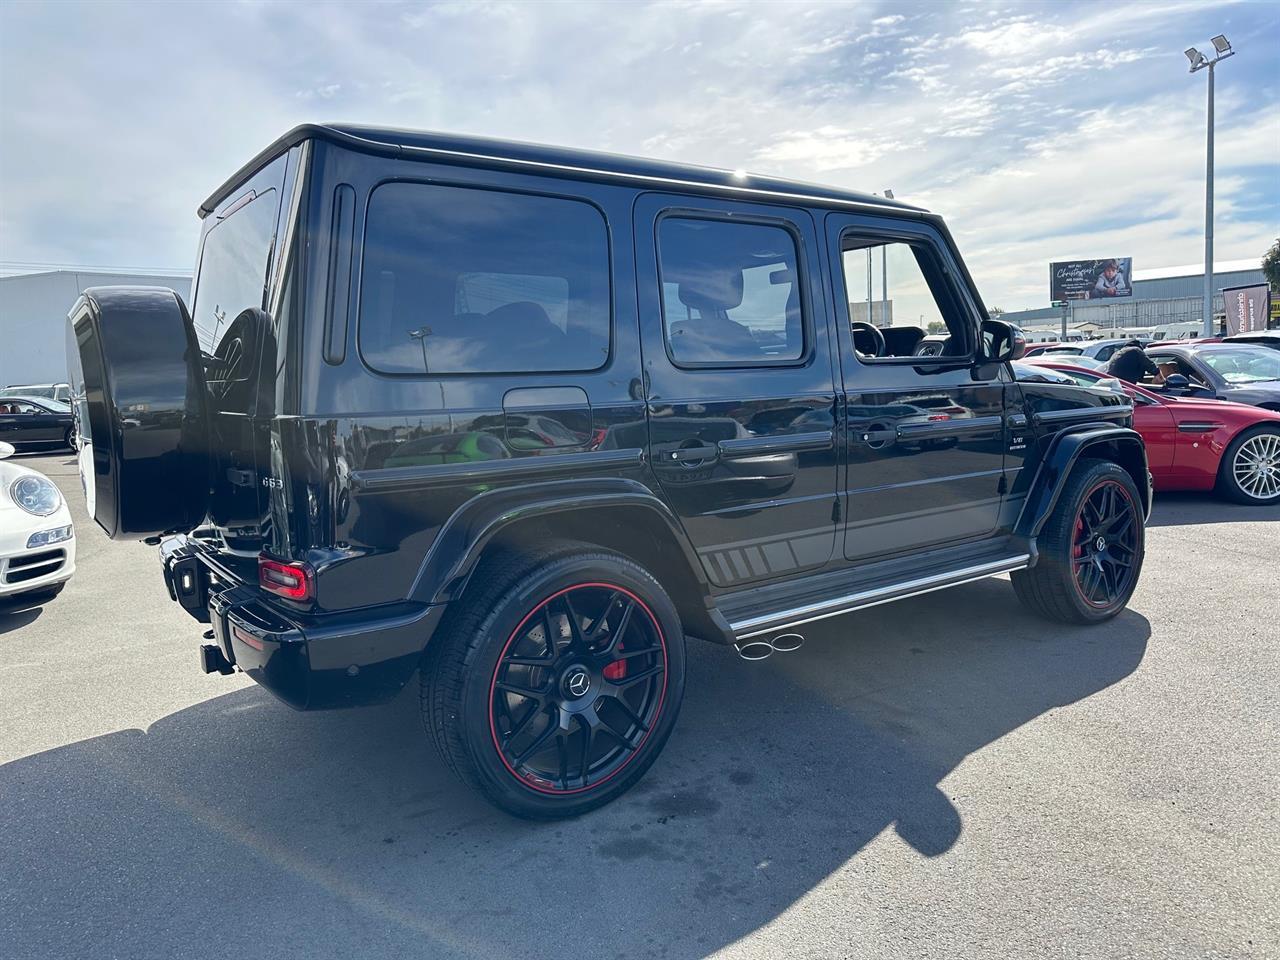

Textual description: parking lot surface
[2,450,1277,960]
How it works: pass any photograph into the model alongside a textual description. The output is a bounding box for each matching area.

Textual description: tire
[66,286,209,539]
[1216,426,1280,505]
[420,543,686,819]
[64,427,76,451]
[1012,458,1145,624]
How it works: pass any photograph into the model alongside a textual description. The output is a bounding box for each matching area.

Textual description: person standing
[1107,339,1160,384]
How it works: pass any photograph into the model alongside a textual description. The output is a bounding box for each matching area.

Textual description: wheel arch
[1018,425,1150,540]
[410,478,735,645]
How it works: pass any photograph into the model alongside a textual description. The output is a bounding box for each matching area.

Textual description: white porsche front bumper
[0,516,76,597]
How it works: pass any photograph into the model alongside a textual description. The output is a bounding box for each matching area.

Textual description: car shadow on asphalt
[0,595,50,633]
[2,578,1149,960]
[1146,492,1280,527]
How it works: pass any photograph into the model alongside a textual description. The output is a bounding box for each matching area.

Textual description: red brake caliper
[603,641,627,681]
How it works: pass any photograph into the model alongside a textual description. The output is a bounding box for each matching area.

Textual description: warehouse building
[0,269,192,389]
[1002,259,1271,339]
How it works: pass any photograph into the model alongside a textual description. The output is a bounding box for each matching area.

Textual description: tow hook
[199,644,235,676]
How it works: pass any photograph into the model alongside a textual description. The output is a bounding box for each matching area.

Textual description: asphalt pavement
[2,450,1277,960]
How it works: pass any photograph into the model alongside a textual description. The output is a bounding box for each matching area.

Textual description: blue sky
[1,0,1276,308]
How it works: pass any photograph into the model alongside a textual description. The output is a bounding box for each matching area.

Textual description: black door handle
[665,444,718,462]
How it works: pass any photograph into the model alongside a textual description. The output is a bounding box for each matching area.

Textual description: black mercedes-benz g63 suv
[68,124,1148,819]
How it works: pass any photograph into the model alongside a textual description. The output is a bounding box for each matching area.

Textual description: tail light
[258,556,314,603]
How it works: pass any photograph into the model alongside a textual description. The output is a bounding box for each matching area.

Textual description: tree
[989,306,1005,316]
[1263,237,1280,291]
[926,321,947,334]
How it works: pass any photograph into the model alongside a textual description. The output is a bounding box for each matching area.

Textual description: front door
[634,193,840,589]
[826,214,1008,561]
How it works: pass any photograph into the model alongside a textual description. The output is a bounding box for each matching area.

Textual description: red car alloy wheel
[488,583,667,794]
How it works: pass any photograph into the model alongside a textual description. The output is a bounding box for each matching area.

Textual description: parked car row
[1020,358,1280,504]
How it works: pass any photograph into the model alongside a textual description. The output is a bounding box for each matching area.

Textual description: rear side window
[191,188,281,412]
[658,217,806,366]
[191,189,279,358]
[359,183,610,375]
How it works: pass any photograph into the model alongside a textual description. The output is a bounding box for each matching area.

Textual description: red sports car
[1019,359,1280,505]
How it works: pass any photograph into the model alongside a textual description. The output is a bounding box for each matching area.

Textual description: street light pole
[1203,60,1214,338]
[1186,35,1235,337]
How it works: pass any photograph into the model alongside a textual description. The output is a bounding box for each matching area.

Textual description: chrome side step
[730,555,1031,640]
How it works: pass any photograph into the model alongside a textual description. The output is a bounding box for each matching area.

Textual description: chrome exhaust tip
[734,633,805,661]
[734,639,775,661]
[770,632,804,653]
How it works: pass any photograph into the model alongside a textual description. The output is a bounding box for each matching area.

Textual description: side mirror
[1094,378,1127,395]
[982,318,1026,362]
[1163,374,1190,390]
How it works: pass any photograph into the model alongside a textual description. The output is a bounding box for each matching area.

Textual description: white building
[0,270,191,388]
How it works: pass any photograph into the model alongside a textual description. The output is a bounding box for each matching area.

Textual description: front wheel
[1217,426,1280,505]
[421,546,686,819]
[1012,459,1145,624]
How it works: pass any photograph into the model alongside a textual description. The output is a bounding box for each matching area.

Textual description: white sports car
[0,441,76,599]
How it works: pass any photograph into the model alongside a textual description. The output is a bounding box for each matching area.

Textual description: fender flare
[1017,425,1151,540]
[408,476,735,644]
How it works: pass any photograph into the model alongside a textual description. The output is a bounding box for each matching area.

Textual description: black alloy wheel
[1011,458,1146,624]
[1070,479,1140,609]
[489,583,667,794]
[421,545,686,819]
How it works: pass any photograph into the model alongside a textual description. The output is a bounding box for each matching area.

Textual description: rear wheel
[421,545,686,819]
[1217,426,1280,505]
[1012,459,1145,624]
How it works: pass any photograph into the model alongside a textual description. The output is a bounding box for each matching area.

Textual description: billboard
[1050,258,1133,302]
[1222,283,1271,336]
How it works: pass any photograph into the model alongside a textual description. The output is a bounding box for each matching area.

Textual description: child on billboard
[1092,259,1129,298]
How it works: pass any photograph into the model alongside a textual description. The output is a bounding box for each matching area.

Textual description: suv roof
[199,122,929,220]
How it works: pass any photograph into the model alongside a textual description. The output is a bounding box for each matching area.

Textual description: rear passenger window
[658,217,806,366]
[359,183,610,374]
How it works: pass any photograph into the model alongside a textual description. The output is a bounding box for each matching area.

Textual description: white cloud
[754,127,900,172]
[0,0,1275,309]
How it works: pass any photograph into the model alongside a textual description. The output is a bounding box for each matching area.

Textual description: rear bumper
[160,535,444,710]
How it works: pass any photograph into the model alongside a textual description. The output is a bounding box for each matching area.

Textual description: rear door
[826,214,1008,561]
[634,193,840,588]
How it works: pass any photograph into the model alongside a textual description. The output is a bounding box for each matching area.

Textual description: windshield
[1012,362,1075,384]
[1198,347,1280,384]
